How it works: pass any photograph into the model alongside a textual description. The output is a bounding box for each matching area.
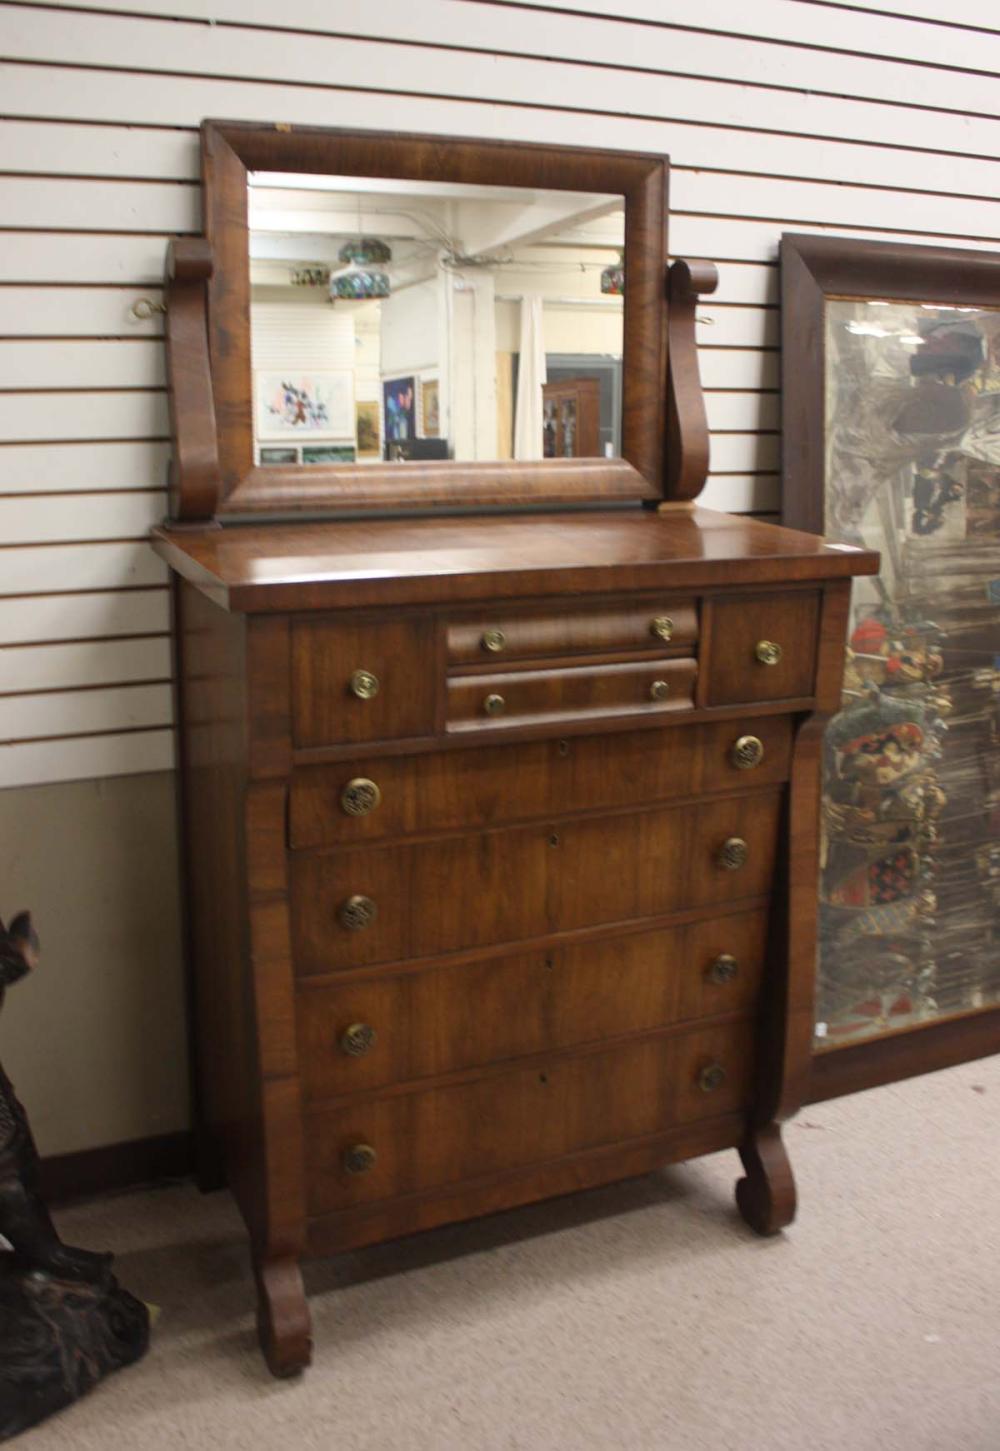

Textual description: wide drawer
[447,597,698,665]
[290,790,782,975]
[292,616,437,747]
[298,908,768,1100]
[703,591,820,706]
[290,716,794,849]
[447,658,697,731]
[305,1021,753,1215]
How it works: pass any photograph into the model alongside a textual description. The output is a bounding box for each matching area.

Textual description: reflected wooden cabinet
[542,377,601,458]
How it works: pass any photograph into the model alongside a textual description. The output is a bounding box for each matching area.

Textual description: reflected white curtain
[513,295,547,461]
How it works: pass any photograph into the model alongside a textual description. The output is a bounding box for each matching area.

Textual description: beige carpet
[23,1056,1000,1451]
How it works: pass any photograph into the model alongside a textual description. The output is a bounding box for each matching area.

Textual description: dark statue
[0,912,149,1441]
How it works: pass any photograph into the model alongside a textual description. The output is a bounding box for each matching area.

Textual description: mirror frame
[200,120,669,516]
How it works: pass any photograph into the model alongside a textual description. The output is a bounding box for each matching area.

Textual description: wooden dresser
[154,506,876,1374]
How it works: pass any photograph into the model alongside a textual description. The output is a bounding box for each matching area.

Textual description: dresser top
[152,505,877,612]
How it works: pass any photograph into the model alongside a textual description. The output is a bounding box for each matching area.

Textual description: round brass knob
[698,1063,727,1094]
[650,615,674,643]
[707,953,738,985]
[755,640,783,667]
[343,1143,377,1175]
[341,777,382,816]
[340,1023,377,1057]
[649,679,671,702]
[338,894,377,931]
[349,668,380,700]
[481,628,507,653]
[717,837,749,871]
[731,735,765,771]
[483,693,506,717]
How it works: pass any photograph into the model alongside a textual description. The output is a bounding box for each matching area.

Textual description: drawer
[703,591,820,706]
[289,716,794,849]
[298,908,769,1099]
[292,616,437,747]
[447,658,697,731]
[447,597,698,665]
[305,1022,753,1214]
[290,791,782,974]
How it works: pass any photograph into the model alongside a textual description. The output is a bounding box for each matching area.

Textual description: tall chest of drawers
[155,506,876,1375]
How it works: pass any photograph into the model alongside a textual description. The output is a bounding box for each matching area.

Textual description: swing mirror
[201,122,668,515]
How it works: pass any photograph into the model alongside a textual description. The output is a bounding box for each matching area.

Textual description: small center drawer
[447,658,697,731]
[447,598,698,664]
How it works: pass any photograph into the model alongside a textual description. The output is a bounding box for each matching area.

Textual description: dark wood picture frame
[781,232,1000,1102]
[195,120,670,518]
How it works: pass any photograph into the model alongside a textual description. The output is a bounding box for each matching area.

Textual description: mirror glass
[247,172,624,466]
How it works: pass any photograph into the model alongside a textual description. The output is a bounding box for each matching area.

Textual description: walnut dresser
[155,120,877,1375]
[154,507,875,1374]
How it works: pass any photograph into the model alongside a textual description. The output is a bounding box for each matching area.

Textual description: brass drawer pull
[338,894,377,931]
[340,1023,377,1057]
[343,1143,377,1175]
[649,679,671,702]
[483,692,506,717]
[717,837,749,871]
[349,668,380,700]
[698,1062,727,1094]
[481,627,507,653]
[731,735,765,770]
[755,640,783,667]
[707,954,738,985]
[650,615,674,642]
[341,777,382,816]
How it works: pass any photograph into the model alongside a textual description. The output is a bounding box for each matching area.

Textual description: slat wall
[1,0,998,788]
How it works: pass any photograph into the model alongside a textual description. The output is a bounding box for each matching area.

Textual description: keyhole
[544,956,555,971]
[548,833,560,847]
[557,739,570,758]
[539,1072,548,1084]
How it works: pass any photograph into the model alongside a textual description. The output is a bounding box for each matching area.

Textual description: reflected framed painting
[781,233,1000,1099]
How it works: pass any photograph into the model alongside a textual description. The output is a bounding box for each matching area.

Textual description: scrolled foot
[735,1123,797,1236]
[255,1256,312,1378]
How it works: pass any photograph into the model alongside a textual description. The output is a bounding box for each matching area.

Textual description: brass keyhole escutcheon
[755,640,783,667]
[708,953,738,985]
[343,1143,377,1175]
[698,1063,727,1094]
[650,615,674,643]
[649,679,671,702]
[340,1023,377,1057]
[341,777,382,817]
[717,837,749,871]
[481,628,507,653]
[731,735,765,771]
[349,668,380,700]
[483,693,506,717]
[338,894,377,931]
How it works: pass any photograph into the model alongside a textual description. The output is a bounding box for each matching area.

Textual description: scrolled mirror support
[664,258,719,504]
[164,236,221,526]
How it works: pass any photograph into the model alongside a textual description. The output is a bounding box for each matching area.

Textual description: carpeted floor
[22,1056,1000,1451]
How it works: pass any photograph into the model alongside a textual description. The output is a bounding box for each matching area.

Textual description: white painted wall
[1,0,999,1148]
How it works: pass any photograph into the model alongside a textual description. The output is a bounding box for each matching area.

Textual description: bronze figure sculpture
[0,912,149,1441]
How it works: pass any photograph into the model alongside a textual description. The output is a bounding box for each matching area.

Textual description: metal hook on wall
[130,298,167,320]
